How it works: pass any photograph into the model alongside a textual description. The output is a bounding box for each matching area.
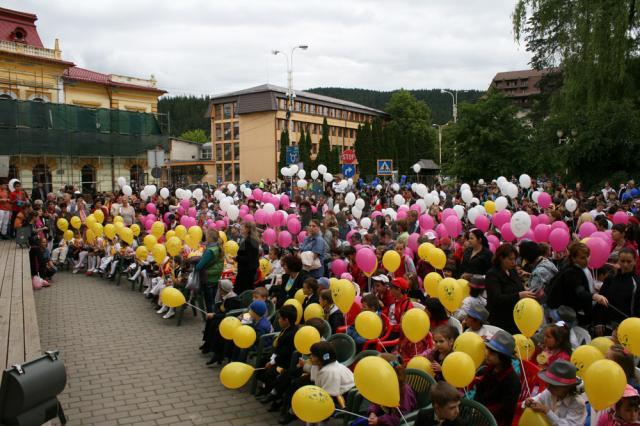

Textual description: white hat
[425,231,437,240]
[371,274,389,283]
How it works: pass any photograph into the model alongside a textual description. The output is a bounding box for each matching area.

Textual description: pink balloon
[419,214,434,231]
[613,211,629,225]
[492,210,512,229]
[442,208,457,220]
[277,230,293,248]
[487,234,500,247]
[297,231,307,244]
[281,194,290,209]
[311,206,317,214]
[408,233,420,253]
[538,214,550,225]
[269,211,284,228]
[346,230,357,243]
[533,224,551,243]
[188,207,197,218]
[410,204,422,214]
[436,223,448,238]
[371,211,383,220]
[244,214,255,223]
[255,209,268,225]
[529,214,539,229]
[180,199,190,210]
[520,230,535,241]
[355,247,377,274]
[214,219,225,230]
[500,223,516,242]
[550,221,569,232]
[208,221,217,230]
[145,219,154,230]
[489,242,497,253]
[341,273,354,282]
[177,206,185,216]
[475,215,490,233]
[287,218,302,235]
[398,205,410,213]
[263,228,277,245]
[591,231,612,246]
[578,222,597,239]
[397,210,408,220]
[146,203,157,215]
[537,192,552,209]
[444,215,459,237]
[549,228,570,252]
[586,237,609,269]
[332,259,348,277]
[252,188,263,201]
[239,209,247,219]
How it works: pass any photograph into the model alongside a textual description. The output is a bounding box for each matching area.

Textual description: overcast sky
[6,0,531,96]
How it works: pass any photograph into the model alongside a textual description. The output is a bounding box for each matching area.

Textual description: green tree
[329,146,340,174]
[179,129,209,143]
[304,131,313,171]
[315,118,331,169]
[354,123,373,176]
[277,130,290,171]
[157,95,210,137]
[298,127,312,170]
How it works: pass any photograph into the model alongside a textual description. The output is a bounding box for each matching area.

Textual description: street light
[440,89,468,123]
[272,45,309,136]
[432,123,449,166]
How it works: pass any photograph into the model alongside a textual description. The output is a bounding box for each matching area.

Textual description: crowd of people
[7,170,640,426]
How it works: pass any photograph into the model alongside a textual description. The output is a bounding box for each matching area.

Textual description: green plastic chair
[249,331,280,394]
[239,289,255,307]
[320,319,332,339]
[405,369,437,408]
[458,398,498,426]
[328,333,356,367]
[350,350,380,369]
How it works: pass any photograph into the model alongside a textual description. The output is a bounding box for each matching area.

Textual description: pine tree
[278,130,289,170]
[354,123,372,177]
[298,127,311,170]
[316,118,331,169]
[304,131,313,171]
[329,146,340,174]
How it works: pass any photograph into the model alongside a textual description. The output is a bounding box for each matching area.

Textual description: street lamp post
[432,123,448,167]
[272,45,308,137]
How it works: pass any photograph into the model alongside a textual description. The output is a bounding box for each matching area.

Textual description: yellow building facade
[207,84,387,183]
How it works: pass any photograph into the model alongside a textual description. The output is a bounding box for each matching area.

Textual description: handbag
[185,270,200,292]
[301,251,321,271]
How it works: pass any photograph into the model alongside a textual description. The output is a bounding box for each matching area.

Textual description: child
[606,345,640,393]
[427,325,458,381]
[301,277,320,309]
[319,289,344,334]
[463,303,493,340]
[454,275,487,321]
[537,323,572,370]
[346,293,381,349]
[474,331,521,426]
[415,382,463,425]
[230,300,273,363]
[387,277,414,337]
[597,385,640,426]
[525,360,587,425]
[203,279,243,361]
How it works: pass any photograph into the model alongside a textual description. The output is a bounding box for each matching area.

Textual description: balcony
[0,40,62,60]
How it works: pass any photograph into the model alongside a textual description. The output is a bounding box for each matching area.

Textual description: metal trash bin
[0,350,67,425]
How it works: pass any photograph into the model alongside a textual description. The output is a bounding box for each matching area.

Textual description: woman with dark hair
[519,240,558,298]
[272,254,308,308]
[459,229,493,278]
[485,244,535,333]
[234,222,260,294]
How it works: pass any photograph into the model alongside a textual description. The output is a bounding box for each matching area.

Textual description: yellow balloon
[570,345,604,377]
[219,316,242,340]
[151,221,165,239]
[331,279,356,314]
[423,272,442,297]
[437,278,463,312]
[291,386,335,423]
[382,250,401,273]
[135,246,149,262]
[219,362,254,389]
[152,243,166,264]
[121,227,133,245]
[513,298,543,337]
[165,230,176,240]
[92,222,104,237]
[160,287,185,308]
[175,225,187,241]
[188,225,203,244]
[63,229,74,241]
[514,334,535,360]
[166,236,182,257]
[184,234,199,250]
[114,221,125,234]
[519,408,551,426]
[57,217,69,232]
[294,326,321,355]
[583,359,627,411]
[303,303,324,321]
[355,311,383,340]
[329,277,340,289]
[130,223,141,237]
[113,215,124,224]
[219,231,228,244]
[442,352,476,388]
[93,209,104,224]
[454,332,486,369]
[284,299,303,324]
[354,356,400,407]
[407,356,435,377]
[418,242,435,261]
[259,258,272,277]
[429,248,446,269]
[484,200,496,215]
[85,229,95,243]
[617,317,640,356]
[294,289,306,305]
[70,216,81,230]
[104,223,116,240]
[233,325,257,349]
[86,214,96,229]
[144,234,158,251]
[590,336,614,355]
[401,308,431,343]
[224,240,239,257]
[457,279,470,299]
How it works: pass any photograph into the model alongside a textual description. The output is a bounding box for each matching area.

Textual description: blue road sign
[377,159,393,176]
[342,164,355,178]
[286,146,299,165]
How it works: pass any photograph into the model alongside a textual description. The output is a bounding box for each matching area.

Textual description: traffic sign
[341,149,356,164]
[377,159,393,176]
[342,164,355,178]
[286,146,299,165]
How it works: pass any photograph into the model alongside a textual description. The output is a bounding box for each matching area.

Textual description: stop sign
[341,149,356,164]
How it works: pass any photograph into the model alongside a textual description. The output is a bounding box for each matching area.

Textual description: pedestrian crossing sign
[377,159,393,176]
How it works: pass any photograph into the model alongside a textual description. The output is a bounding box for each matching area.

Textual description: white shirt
[531,389,586,426]
[311,361,355,397]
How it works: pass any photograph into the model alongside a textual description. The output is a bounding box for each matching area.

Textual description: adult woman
[300,219,326,279]
[485,244,535,334]
[195,228,224,313]
[459,229,493,278]
[272,254,308,308]
[234,222,260,294]
[118,197,135,226]
[610,224,637,262]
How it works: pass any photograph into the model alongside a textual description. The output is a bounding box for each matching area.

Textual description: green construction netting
[0,99,168,156]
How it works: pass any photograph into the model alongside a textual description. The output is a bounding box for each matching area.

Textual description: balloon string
[415,343,418,357]
[377,338,389,353]
[333,408,368,420]
[516,346,531,397]
[184,302,207,315]
[606,303,630,319]
[396,407,408,425]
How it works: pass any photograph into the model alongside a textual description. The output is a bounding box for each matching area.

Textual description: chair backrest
[239,290,254,307]
[328,333,356,366]
[405,369,437,408]
[351,350,380,370]
[458,398,498,426]
[321,320,332,340]
[448,316,463,334]
[266,299,276,319]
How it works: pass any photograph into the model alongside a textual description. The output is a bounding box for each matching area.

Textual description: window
[201,145,212,160]
[233,102,238,118]
[338,128,343,137]
[223,103,232,119]
[295,102,301,112]
[215,144,222,161]
[233,122,239,140]
[215,124,222,141]
[350,129,355,138]
[329,109,335,118]
[323,107,329,116]
[278,98,286,110]
[11,27,26,42]
[293,121,299,132]
[224,165,232,182]
[233,143,239,160]
[224,123,231,140]
[303,103,309,113]
[81,165,95,194]
[130,164,144,187]
[342,110,347,119]
[216,164,223,180]
[277,119,284,131]
[233,163,240,181]
[224,144,231,161]
[331,126,336,136]
[215,104,223,120]
[310,104,316,114]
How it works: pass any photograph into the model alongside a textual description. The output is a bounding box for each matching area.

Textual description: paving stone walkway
[35,272,282,426]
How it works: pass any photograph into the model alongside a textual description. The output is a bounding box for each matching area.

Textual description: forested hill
[306,87,485,124]
[158,95,211,137]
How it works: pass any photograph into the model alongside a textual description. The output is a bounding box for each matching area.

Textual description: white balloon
[117,176,127,188]
[519,174,532,189]
[214,190,224,200]
[354,198,365,210]
[413,199,425,213]
[497,176,507,187]
[345,192,356,206]
[8,179,18,192]
[122,185,132,197]
[412,164,421,174]
[323,173,333,182]
[347,178,353,185]
[227,205,240,221]
[227,184,236,193]
[510,211,532,238]
[532,191,540,203]
[416,184,428,197]
[411,183,418,194]
[476,205,486,216]
[424,194,434,207]
[360,217,372,229]
[478,179,485,185]
[460,183,471,192]
[385,208,398,220]
[506,183,519,199]
[333,204,341,214]
[352,207,362,219]
[453,205,465,220]
[297,170,306,179]
[243,187,252,198]
[160,188,170,199]
[467,207,479,224]
[175,188,184,199]
[461,189,473,204]
[375,185,382,191]
[297,179,307,189]
[281,167,290,177]
[139,189,148,201]
[263,203,276,213]
[317,164,327,175]
[311,170,319,180]
[432,195,440,206]
[184,190,192,199]
[495,196,508,212]
[565,199,577,212]
[393,194,405,207]
[289,164,299,174]
[391,183,400,192]
[471,197,480,205]
[220,197,232,212]
[339,180,348,191]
